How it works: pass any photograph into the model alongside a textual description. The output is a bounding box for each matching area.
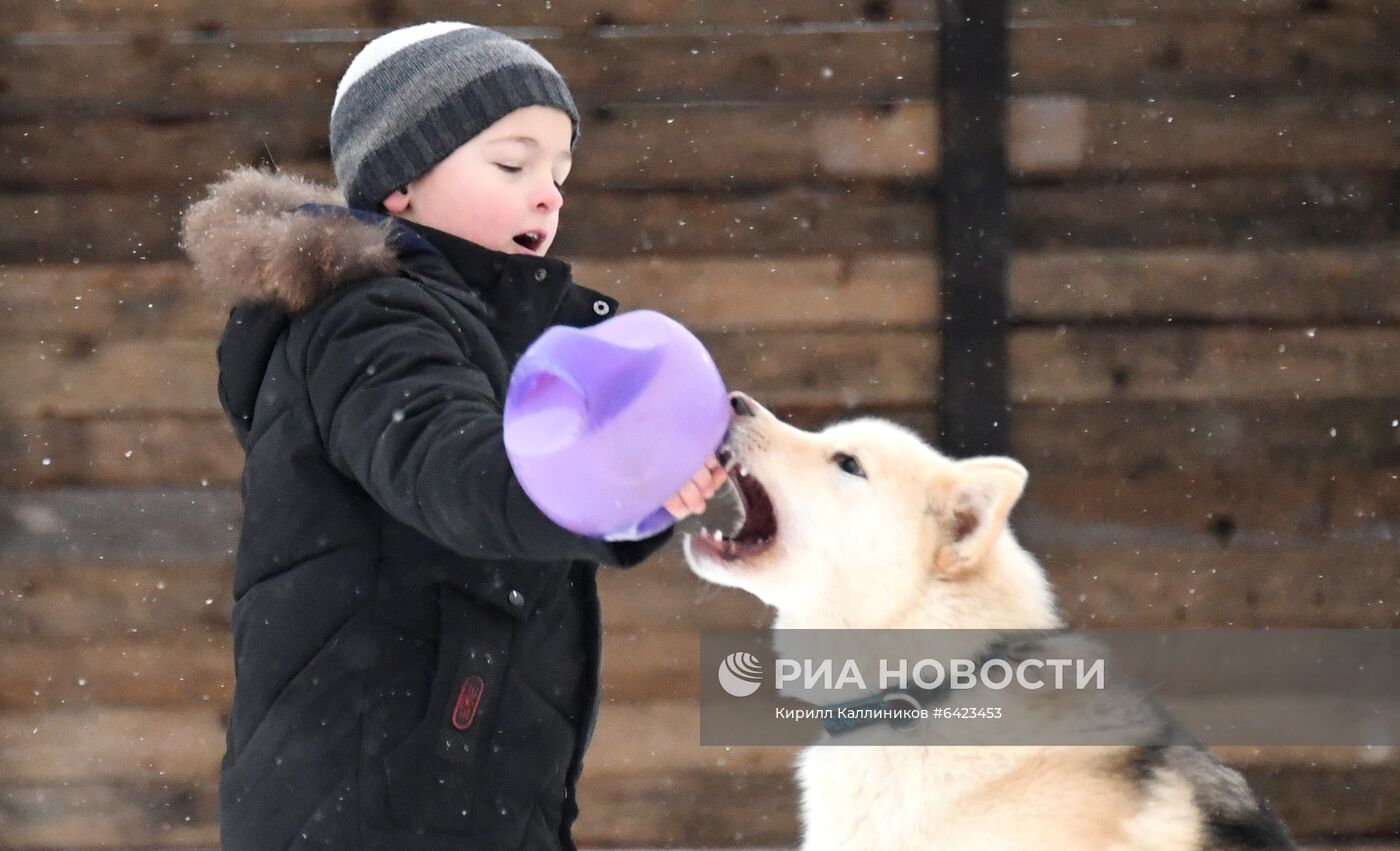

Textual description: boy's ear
[382,186,410,213]
[932,457,1028,578]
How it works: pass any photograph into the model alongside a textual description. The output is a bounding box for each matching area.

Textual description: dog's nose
[729,392,757,418]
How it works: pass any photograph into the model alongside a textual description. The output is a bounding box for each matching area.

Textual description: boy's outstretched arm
[301,279,672,567]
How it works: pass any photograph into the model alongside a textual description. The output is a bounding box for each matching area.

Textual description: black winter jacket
[181,167,673,850]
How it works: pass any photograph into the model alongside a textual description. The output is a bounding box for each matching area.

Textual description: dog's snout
[730,392,757,418]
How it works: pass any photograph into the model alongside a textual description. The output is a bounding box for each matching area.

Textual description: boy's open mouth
[692,449,778,563]
[512,231,545,252]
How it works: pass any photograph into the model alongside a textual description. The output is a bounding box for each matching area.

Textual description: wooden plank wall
[2,1,1398,847]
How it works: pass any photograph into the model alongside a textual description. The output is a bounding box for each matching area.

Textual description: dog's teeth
[711,528,724,541]
[739,465,749,477]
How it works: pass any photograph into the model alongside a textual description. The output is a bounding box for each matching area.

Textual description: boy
[181,21,726,850]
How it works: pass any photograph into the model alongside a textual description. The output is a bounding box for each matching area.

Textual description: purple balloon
[504,310,729,539]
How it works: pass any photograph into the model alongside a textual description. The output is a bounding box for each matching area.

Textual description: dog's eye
[832,452,866,479]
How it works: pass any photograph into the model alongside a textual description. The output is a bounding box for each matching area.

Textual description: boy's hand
[663,455,729,520]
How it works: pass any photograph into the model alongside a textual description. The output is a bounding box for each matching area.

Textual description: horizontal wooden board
[0,556,769,640]
[1011,171,1400,250]
[11,0,1399,36]
[3,19,1394,117]
[614,542,1400,630]
[5,247,1399,346]
[1025,468,1335,540]
[583,759,1400,843]
[0,707,224,784]
[1055,92,1400,176]
[0,563,233,638]
[1009,17,1397,96]
[11,0,1394,35]
[0,727,1388,845]
[0,189,188,264]
[590,708,1398,775]
[0,330,937,417]
[0,775,1393,850]
[2,101,945,190]
[0,417,244,488]
[576,769,800,848]
[0,110,333,193]
[1008,398,1400,475]
[1015,326,1400,403]
[1005,247,1400,324]
[8,170,1398,263]
[0,781,1392,851]
[1330,467,1400,535]
[17,534,1381,708]
[4,255,1398,485]
[0,263,226,339]
[1033,542,1399,628]
[1016,0,1393,19]
[7,94,1396,190]
[0,340,219,417]
[0,780,219,849]
[0,634,231,710]
[0,700,1393,790]
[774,403,1383,489]
[0,556,768,641]
[1,524,1393,650]
[0,628,703,709]
[3,569,1399,705]
[769,399,1400,479]
[3,418,1399,545]
[4,0,940,34]
[4,31,938,108]
[3,325,1396,423]
[0,185,938,263]
[0,489,240,565]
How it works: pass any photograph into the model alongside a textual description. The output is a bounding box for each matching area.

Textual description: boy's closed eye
[495,163,566,193]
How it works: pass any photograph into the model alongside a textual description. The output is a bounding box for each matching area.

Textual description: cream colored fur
[684,394,1229,851]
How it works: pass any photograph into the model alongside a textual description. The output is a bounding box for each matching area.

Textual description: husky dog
[684,392,1294,851]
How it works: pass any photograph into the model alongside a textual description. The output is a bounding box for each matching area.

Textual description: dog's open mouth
[692,451,778,563]
[512,231,545,252]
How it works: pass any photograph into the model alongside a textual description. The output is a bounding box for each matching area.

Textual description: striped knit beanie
[329,22,580,211]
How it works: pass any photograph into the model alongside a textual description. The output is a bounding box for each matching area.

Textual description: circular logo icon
[717,651,764,697]
[882,691,923,730]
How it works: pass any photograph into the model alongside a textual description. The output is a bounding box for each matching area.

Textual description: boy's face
[384,105,573,257]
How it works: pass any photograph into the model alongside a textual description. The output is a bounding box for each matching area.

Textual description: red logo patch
[452,675,485,731]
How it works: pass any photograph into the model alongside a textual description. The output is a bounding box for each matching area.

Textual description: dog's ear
[932,457,1028,577]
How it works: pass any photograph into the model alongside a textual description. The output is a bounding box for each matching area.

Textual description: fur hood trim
[180,166,399,311]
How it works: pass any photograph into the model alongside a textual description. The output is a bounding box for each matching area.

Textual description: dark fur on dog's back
[1006,633,1297,851]
[1207,807,1296,851]
[1121,741,1294,850]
